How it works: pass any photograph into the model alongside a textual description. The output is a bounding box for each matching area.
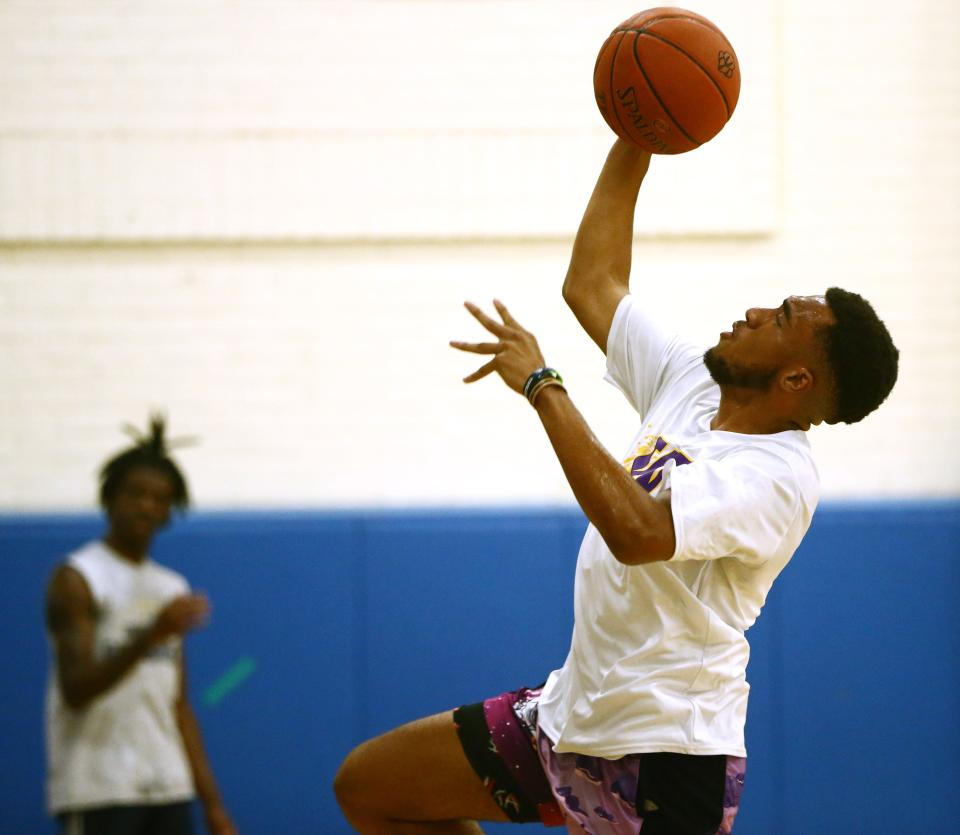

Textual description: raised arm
[562,139,652,353]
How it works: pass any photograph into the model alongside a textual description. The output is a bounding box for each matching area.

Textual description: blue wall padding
[1,503,957,834]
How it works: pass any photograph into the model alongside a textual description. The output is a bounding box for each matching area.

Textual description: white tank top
[46,540,196,813]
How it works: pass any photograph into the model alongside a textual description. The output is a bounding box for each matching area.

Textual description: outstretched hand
[450,300,547,394]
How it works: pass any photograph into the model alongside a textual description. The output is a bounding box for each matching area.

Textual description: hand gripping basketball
[594,7,741,154]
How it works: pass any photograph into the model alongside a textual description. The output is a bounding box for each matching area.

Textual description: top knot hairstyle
[821,288,899,424]
[99,413,191,511]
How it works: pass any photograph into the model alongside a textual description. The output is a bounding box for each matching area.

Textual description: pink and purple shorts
[453,686,746,834]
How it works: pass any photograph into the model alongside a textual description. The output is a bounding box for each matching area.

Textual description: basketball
[594,7,741,154]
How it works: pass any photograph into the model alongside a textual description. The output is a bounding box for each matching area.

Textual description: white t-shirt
[537,294,820,758]
[46,540,195,813]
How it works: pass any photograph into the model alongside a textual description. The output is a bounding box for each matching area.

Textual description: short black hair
[821,288,899,424]
[99,413,190,510]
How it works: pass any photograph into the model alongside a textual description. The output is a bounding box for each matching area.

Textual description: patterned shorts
[453,686,747,835]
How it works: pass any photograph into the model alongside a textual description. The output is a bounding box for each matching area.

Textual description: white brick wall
[0,0,957,510]
[0,0,776,239]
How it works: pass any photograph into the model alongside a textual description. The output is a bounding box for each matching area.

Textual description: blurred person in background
[44,415,236,835]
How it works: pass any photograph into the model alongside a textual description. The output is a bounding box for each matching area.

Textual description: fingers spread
[449,340,502,355]
[456,300,527,387]
[493,298,520,328]
[464,301,508,337]
[463,359,498,383]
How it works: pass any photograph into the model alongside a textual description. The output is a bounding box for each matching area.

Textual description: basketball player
[334,139,899,834]
[45,416,236,835]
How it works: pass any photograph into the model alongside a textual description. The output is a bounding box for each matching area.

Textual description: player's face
[705,295,834,389]
[107,467,175,544]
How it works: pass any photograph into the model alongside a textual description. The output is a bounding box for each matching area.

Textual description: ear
[780,366,813,393]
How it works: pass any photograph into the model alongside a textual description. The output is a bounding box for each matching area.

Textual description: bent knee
[333,747,361,808]
[334,741,379,814]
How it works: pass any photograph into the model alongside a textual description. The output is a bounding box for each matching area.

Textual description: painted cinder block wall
[2,504,958,833]
[0,0,957,510]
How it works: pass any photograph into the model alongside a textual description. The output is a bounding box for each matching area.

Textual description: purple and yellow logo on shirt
[624,435,692,493]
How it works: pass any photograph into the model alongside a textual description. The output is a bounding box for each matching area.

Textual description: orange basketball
[594,7,741,154]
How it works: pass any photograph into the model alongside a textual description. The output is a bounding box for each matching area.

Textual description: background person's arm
[46,565,209,709]
[177,653,237,835]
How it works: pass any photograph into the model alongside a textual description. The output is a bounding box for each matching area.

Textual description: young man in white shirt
[45,416,237,835]
[334,140,899,835]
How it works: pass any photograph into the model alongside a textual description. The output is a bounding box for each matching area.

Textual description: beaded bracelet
[523,367,565,406]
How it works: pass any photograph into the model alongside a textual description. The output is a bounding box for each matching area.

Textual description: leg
[334,709,511,834]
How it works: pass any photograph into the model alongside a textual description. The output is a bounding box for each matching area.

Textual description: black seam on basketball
[635,30,732,119]
[593,32,614,77]
[606,31,637,145]
[615,13,726,40]
[631,33,699,147]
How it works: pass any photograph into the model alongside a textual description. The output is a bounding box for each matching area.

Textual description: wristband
[528,377,566,406]
[523,367,565,406]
